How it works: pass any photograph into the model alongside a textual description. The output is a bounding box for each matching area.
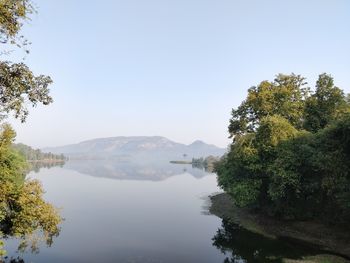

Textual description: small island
[170,160,192,164]
[170,156,220,172]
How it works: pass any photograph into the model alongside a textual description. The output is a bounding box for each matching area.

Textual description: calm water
[3,160,348,263]
[5,161,225,263]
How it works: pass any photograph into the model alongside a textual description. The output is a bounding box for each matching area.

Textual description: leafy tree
[216,133,262,207]
[0,125,62,257]
[217,73,350,224]
[228,74,308,138]
[0,123,26,183]
[255,115,299,150]
[0,61,53,122]
[304,73,350,132]
[267,116,350,221]
[0,0,34,46]
[0,1,61,258]
[0,0,53,122]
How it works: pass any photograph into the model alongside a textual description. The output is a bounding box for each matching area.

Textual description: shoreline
[27,159,66,163]
[209,193,350,261]
[169,161,192,164]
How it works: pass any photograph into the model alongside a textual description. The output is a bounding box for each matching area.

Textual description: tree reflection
[212,219,327,263]
[1,256,25,263]
[0,178,62,262]
[28,161,65,174]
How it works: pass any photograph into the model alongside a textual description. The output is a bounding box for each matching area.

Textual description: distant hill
[43,136,226,161]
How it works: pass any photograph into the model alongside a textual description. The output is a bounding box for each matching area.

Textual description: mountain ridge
[42,136,226,161]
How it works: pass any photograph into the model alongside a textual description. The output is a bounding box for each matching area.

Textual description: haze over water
[5,161,225,263]
[3,161,342,263]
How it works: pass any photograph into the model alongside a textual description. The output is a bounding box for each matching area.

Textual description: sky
[7,0,350,148]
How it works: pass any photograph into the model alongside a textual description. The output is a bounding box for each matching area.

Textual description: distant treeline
[216,73,350,225]
[12,143,67,162]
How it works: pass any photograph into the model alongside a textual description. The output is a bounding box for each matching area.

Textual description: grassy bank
[209,193,350,263]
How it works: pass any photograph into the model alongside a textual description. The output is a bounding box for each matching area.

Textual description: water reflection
[5,161,347,263]
[212,219,335,263]
[63,160,210,181]
[1,166,62,263]
[1,257,25,263]
[28,161,65,173]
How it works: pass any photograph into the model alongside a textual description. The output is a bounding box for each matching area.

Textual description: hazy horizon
[40,135,227,149]
[7,0,350,148]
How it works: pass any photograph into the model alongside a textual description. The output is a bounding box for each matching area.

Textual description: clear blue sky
[9,0,350,148]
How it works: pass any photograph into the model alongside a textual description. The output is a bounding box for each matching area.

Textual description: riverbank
[28,159,66,164]
[209,193,350,262]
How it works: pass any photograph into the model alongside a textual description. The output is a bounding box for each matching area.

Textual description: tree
[216,133,262,207]
[304,73,350,132]
[0,61,53,122]
[0,0,53,122]
[0,0,34,45]
[228,74,308,139]
[0,1,61,258]
[0,123,26,184]
[217,73,350,223]
[0,124,62,257]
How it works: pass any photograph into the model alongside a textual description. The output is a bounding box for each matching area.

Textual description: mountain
[43,136,226,161]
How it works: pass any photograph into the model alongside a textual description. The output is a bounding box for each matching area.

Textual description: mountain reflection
[62,160,212,181]
[212,219,329,263]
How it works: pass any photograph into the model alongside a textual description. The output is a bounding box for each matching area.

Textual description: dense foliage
[0,0,52,123]
[0,0,61,259]
[0,125,61,257]
[0,61,53,122]
[216,73,350,223]
[0,0,34,45]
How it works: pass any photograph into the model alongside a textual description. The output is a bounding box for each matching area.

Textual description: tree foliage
[0,61,53,122]
[0,0,34,53]
[304,73,349,132]
[0,1,60,258]
[0,125,62,256]
[217,73,350,223]
[0,0,53,122]
[228,74,308,138]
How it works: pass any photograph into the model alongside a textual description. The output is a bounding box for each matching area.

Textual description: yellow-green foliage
[0,124,27,183]
[0,0,34,44]
[0,124,62,256]
[10,180,61,238]
[0,0,53,123]
[229,74,309,137]
[0,240,5,257]
[0,1,59,257]
[217,73,350,222]
[255,115,299,148]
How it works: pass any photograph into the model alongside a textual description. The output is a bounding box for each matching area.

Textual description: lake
[4,161,225,263]
[3,160,348,263]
